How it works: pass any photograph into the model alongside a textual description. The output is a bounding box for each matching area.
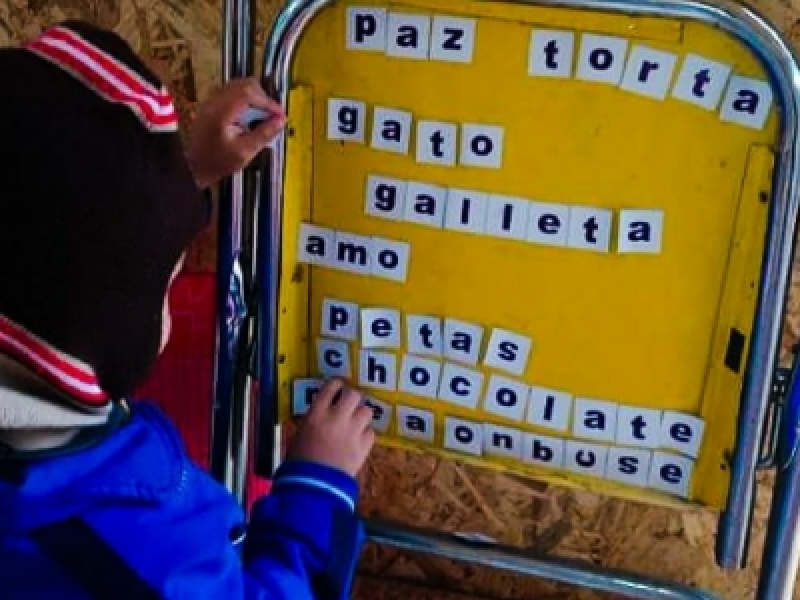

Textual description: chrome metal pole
[366,521,720,600]
[260,0,800,568]
[212,0,257,503]
[756,354,800,600]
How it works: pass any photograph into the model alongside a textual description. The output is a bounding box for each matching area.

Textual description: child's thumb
[238,116,286,156]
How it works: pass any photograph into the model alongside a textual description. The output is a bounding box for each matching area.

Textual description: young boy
[0,21,375,599]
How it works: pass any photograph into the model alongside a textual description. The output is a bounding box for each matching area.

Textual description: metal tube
[260,0,800,563]
[756,358,800,600]
[256,0,800,595]
[212,0,256,501]
[366,521,720,600]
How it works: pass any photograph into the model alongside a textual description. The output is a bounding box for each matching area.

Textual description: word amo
[344,6,773,130]
[328,98,504,169]
[292,378,697,498]
[297,223,410,282]
[366,174,664,254]
[316,297,704,459]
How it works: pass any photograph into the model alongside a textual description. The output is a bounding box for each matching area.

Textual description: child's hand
[186,77,286,189]
[286,379,375,477]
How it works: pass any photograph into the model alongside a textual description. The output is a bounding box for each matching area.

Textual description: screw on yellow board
[276,0,778,511]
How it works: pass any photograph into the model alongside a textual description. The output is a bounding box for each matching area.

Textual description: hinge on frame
[758,361,795,469]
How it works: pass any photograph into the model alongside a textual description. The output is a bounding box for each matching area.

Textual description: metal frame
[212,0,800,597]
[212,0,260,504]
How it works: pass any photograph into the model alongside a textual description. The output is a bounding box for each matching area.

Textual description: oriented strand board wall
[4,0,800,597]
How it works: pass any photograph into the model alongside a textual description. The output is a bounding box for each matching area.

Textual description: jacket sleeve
[242,460,365,600]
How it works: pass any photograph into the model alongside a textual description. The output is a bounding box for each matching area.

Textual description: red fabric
[0,314,107,405]
[134,273,271,507]
[27,26,178,130]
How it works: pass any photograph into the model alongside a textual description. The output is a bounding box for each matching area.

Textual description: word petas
[366,174,664,254]
[289,298,707,499]
[328,98,504,169]
[345,6,773,130]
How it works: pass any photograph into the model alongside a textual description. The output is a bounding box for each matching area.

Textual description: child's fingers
[353,404,374,431]
[311,378,344,412]
[361,427,376,448]
[238,116,287,151]
[242,78,285,114]
[332,387,362,416]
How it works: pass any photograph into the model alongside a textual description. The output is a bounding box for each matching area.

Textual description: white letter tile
[371,237,410,282]
[438,362,484,409]
[365,175,406,221]
[397,405,435,442]
[460,124,504,169]
[671,54,732,110]
[523,433,565,468]
[567,206,612,252]
[332,231,372,274]
[387,12,431,60]
[483,374,529,421]
[719,76,774,130]
[321,298,359,341]
[660,411,705,458]
[443,318,484,366]
[565,440,609,478]
[483,423,523,459]
[648,451,694,498]
[317,338,351,378]
[406,315,443,357]
[346,7,387,52]
[292,378,324,416]
[529,29,574,78]
[416,120,458,166]
[297,223,334,266]
[361,308,401,349]
[371,107,412,154]
[618,209,664,254]
[364,395,392,433]
[620,45,678,100]
[573,398,618,443]
[405,181,447,228]
[527,201,570,247]
[430,16,476,63]
[445,417,483,456]
[444,189,488,235]
[486,195,529,240]
[399,354,442,399]
[528,386,572,432]
[576,34,628,85]
[327,98,366,142]
[483,328,532,376]
[615,406,662,449]
[358,349,397,392]
[606,446,652,487]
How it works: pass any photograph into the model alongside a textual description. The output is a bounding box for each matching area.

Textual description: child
[0,21,375,599]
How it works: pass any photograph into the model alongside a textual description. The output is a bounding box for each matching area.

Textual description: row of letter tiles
[293,378,694,498]
[322,300,532,375]
[328,98,505,169]
[314,345,704,458]
[365,174,663,253]
[297,224,410,282]
[345,7,772,129]
[316,298,704,457]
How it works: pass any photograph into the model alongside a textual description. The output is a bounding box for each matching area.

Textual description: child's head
[0,22,208,404]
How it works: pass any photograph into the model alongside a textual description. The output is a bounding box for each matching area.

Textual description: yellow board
[275,0,779,510]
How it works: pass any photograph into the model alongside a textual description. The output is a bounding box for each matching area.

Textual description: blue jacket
[0,402,365,599]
